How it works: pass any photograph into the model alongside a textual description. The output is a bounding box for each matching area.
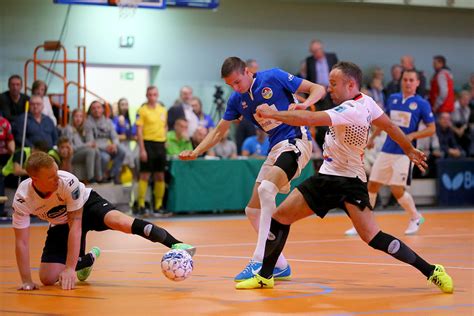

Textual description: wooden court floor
[0,210,473,316]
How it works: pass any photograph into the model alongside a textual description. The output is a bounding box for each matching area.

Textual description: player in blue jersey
[345,69,435,236]
[179,57,326,282]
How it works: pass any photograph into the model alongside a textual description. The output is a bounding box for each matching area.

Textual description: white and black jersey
[12,170,91,229]
[320,93,384,182]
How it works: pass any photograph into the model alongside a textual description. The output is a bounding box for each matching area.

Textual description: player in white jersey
[12,152,195,291]
[235,61,453,294]
[344,69,436,237]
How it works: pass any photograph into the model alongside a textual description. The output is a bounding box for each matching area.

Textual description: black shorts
[297,173,372,219]
[41,191,116,264]
[140,141,166,173]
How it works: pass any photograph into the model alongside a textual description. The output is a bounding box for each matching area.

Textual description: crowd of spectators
[0,39,473,216]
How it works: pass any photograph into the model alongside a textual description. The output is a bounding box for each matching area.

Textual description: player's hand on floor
[59,268,76,290]
[179,150,198,161]
[18,282,39,291]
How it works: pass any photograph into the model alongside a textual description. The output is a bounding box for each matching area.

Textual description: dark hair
[8,74,22,85]
[87,100,105,116]
[57,136,71,147]
[221,57,246,78]
[32,140,50,153]
[433,55,447,67]
[332,61,362,89]
[401,69,420,80]
[32,80,48,95]
[117,98,130,123]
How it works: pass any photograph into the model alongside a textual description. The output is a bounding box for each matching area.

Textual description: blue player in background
[345,69,435,237]
[179,56,326,282]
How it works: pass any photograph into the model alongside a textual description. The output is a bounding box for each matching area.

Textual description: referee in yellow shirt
[136,86,167,214]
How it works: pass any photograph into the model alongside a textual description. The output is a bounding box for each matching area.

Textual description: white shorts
[369,152,411,186]
[256,137,312,194]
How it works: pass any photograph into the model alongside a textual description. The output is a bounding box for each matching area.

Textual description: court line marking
[100,232,474,252]
[330,303,474,316]
[100,250,474,270]
[2,291,106,300]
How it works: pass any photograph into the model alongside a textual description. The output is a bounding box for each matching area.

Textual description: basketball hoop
[116,0,141,18]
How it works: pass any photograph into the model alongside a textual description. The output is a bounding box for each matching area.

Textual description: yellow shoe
[428,264,453,293]
[235,274,274,290]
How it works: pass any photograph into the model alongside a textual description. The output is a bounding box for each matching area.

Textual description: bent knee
[39,274,58,286]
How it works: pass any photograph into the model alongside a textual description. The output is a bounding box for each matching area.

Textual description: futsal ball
[161,249,193,281]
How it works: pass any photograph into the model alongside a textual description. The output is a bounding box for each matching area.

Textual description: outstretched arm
[179,119,232,160]
[59,208,83,290]
[256,107,332,127]
[372,114,427,172]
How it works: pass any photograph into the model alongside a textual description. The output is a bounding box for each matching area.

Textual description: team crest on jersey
[261,87,273,99]
[288,74,294,81]
[242,101,248,109]
[409,102,418,110]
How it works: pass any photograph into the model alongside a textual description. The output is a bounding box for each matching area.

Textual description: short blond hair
[26,152,55,176]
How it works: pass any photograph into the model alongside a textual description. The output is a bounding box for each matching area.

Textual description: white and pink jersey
[319,93,384,182]
[12,170,91,229]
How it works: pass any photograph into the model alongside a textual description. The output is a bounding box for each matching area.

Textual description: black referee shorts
[140,141,166,173]
[41,191,117,264]
[297,173,372,219]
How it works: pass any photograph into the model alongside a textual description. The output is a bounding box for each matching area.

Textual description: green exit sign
[120,72,134,80]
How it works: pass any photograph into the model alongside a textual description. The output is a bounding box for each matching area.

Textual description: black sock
[75,253,95,271]
[368,231,435,278]
[131,218,181,248]
[259,219,291,279]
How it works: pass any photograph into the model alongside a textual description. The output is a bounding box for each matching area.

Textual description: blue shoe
[273,264,291,281]
[234,260,262,282]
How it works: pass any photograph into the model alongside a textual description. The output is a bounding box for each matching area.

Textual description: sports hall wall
[1,0,473,112]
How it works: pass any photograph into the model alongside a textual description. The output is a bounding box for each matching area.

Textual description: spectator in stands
[305,39,338,149]
[430,55,455,114]
[241,128,269,158]
[2,140,49,188]
[166,118,192,157]
[113,98,137,171]
[191,126,211,157]
[85,100,125,184]
[451,90,471,154]
[211,129,237,159]
[0,114,14,217]
[12,95,57,150]
[368,77,385,110]
[384,64,403,100]
[190,96,215,130]
[136,86,168,215]
[55,136,74,172]
[167,86,199,137]
[436,112,464,158]
[246,59,260,73]
[62,109,102,182]
[31,80,56,125]
[0,75,29,122]
[400,55,427,97]
[414,122,442,178]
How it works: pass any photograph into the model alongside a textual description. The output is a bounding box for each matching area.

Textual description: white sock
[369,192,377,209]
[245,207,260,232]
[275,253,288,269]
[397,191,419,219]
[252,180,279,262]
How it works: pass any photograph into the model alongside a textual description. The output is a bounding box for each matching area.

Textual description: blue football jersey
[223,68,311,150]
[381,93,435,155]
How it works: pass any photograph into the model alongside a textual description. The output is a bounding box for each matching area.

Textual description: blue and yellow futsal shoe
[235,260,292,282]
[235,273,274,289]
[273,264,291,281]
